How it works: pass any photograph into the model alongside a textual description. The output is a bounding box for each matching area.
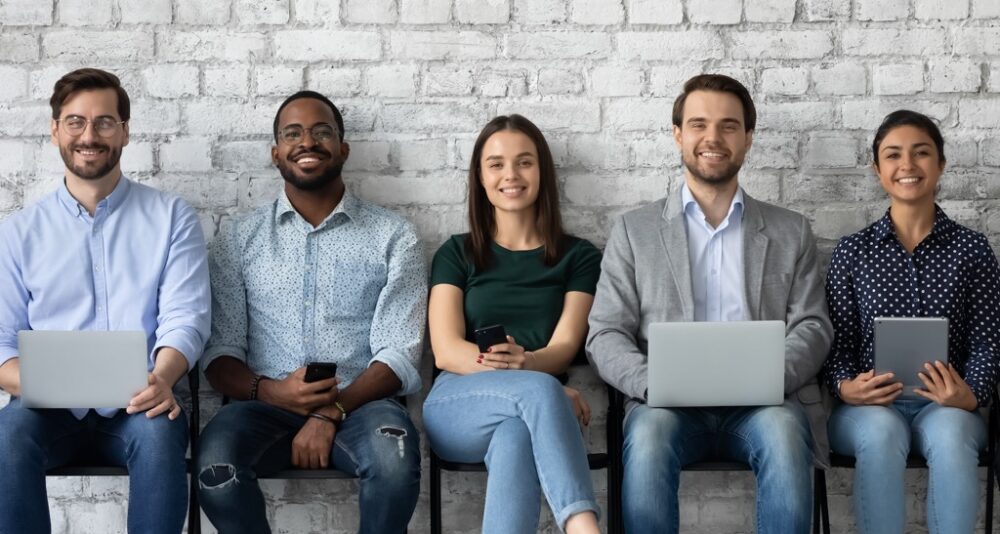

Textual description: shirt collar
[874,205,956,244]
[277,188,360,228]
[680,181,744,224]
[56,174,131,217]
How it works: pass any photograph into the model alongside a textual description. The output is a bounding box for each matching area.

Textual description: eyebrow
[63,113,117,120]
[280,122,334,129]
[484,152,536,160]
[685,117,742,126]
[880,142,932,153]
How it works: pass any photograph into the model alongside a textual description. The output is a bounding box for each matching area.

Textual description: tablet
[873,317,948,398]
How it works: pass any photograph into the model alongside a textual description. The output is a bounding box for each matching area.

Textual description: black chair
[814,400,998,534]
[606,386,825,534]
[428,363,613,534]
[44,367,202,534]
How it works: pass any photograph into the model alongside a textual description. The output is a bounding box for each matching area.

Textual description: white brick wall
[2,1,1000,532]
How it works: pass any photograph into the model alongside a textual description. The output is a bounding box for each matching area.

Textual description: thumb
[148,373,157,385]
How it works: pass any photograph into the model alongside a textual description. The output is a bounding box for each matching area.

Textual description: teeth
[297,157,319,163]
[898,177,920,184]
[701,152,725,158]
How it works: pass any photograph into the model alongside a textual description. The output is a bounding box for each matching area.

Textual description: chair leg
[812,468,821,534]
[987,461,995,534]
[816,468,830,534]
[430,450,442,534]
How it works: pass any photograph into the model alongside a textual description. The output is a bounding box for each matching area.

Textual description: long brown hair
[465,114,565,271]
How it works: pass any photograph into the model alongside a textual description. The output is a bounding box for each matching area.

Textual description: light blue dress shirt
[0,177,212,418]
[681,182,748,322]
[203,190,427,396]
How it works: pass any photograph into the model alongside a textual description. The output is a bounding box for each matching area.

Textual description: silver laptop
[874,317,948,399]
[18,330,148,409]
[647,321,785,407]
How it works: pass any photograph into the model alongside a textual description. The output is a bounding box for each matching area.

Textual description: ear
[672,125,682,148]
[744,129,753,150]
[121,121,130,147]
[50,119,59,146]
[271,144,279,166]
[339,140,350,161]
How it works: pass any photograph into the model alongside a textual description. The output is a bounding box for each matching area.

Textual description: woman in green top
[423,115,602,534]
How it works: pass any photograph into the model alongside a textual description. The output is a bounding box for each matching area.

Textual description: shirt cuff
[201,344,248,373]
[827,369,855,399]
[371,349,421,396]
[153,328,205,372]
[970,382,992,408]
[0,345,18,368]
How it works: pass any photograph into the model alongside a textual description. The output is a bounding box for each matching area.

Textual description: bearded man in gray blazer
[587,74,833,534]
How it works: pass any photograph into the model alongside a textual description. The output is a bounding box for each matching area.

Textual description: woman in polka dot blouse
[821,109,1000,533]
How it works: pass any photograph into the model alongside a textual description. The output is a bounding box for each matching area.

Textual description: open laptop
[874,317,948,399]
[647,321,785,407]
[18,330,148,409]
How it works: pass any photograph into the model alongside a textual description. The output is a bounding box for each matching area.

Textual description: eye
[885,153,900,159]
[488,162,502,169]
[312,126,335,141]
[518,159,534,167]
[65,117,86,129]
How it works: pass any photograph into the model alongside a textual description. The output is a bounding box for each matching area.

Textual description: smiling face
[50,88,128,182]
[271,97,349,192]
[479,129,541,214]
[874,124,944,206]
[673,90,752,187]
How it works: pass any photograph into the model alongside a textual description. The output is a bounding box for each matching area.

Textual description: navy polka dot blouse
[821,207,1000,406]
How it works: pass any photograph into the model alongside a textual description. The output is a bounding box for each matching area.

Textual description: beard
[59,141,121,181]
[277,148,343,192]
[681,151,743,187]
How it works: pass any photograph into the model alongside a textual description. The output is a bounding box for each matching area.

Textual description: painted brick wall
[1,0,999,532]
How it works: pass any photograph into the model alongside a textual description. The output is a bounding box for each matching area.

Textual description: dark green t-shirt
[430,234,602,352]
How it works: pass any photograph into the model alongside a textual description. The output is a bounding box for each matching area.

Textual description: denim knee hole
[198,464,239,490]
[376,426,408,458]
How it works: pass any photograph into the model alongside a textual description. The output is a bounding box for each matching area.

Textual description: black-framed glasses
[278,124,338,145]
[56,116,126,138]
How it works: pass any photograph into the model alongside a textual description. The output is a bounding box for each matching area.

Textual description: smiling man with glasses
[0,68,211,533]
[196,90,426,534]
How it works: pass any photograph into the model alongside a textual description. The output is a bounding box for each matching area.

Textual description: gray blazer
[586,187,834,466]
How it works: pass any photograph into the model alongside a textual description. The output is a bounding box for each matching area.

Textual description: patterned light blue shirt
[203,190,427,396]
[0,177,212,419]
[681,182,747,322]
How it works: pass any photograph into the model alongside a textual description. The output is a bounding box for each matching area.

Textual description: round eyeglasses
[56,116,126,138]
[278,124,338,145]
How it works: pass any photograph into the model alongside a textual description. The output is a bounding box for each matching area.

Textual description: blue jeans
[0,398,189,534]
[623,401,813,534]
[196,398,420,534]
[423,371,599,534]
[828,398,987,534]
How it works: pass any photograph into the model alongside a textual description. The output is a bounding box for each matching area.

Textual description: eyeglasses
[278,124,338,145]
[56,116,126,138]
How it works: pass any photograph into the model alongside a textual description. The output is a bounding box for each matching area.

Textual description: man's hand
[291,417,336,469]
[127,373,182,420]
[0,358,21,397]
[915,361,978,411]
[839,370,903,406]
[258,367,339,416]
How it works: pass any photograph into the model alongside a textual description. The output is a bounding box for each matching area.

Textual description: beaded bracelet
[249,375,267,400]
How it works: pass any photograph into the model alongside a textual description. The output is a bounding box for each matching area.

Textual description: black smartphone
[304,362,337,383]
[474,324,508,353]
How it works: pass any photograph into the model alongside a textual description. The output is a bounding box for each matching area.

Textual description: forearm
[336,361,402,413]
[152,347,191,386]
[0,358,20,397]
[205,355,259,400]
[432,337,491,375]
[526,342,578,375]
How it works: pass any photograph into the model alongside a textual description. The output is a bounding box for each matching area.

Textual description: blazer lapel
[742,194,768,320]
[659,190,695,321]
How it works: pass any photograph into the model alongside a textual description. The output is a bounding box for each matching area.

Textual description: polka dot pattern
[821,207,1000,406]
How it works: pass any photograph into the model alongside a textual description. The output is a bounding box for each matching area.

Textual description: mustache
[289,147,332,159]
[70,142,110,151]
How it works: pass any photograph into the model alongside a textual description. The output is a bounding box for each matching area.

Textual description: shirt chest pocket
[322,261,387,320]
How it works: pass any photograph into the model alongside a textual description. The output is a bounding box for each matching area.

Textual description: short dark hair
[672,74,756,132]
[872,109,946,167]
[465,114,564,271]
[273,90,345,142]
[50,68,130,121]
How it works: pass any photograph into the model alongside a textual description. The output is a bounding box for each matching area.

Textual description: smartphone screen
[304,362,337,383]
[474,324,507,353]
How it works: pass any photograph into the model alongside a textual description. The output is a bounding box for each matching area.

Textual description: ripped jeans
[196,398,420,534]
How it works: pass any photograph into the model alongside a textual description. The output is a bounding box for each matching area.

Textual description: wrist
[251,375,271,402]
[307,411,338,427]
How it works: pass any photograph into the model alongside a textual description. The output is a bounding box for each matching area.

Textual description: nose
[78,120,100,143]
[298,130,319,148]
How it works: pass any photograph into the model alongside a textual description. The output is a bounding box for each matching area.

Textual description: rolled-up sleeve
[0,224,28,366]
[201,220,250,370]
[152,201,211,371]
[369,223,427,396]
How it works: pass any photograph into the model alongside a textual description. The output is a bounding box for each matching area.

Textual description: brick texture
[2,2,1000,533]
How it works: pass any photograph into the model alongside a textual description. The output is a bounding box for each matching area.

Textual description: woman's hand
[915,360,978,411]
[478,335,529,370]
[563,386,591,427]
[839,370,903,406]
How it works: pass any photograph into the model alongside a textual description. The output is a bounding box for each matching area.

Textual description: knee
[365,424,420,488]
[516,372,566,405]
[624,408,683,464]
[750,407,811,464]
[847,409,909,459]
[128,413,188,457]
[197,462,249,493]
